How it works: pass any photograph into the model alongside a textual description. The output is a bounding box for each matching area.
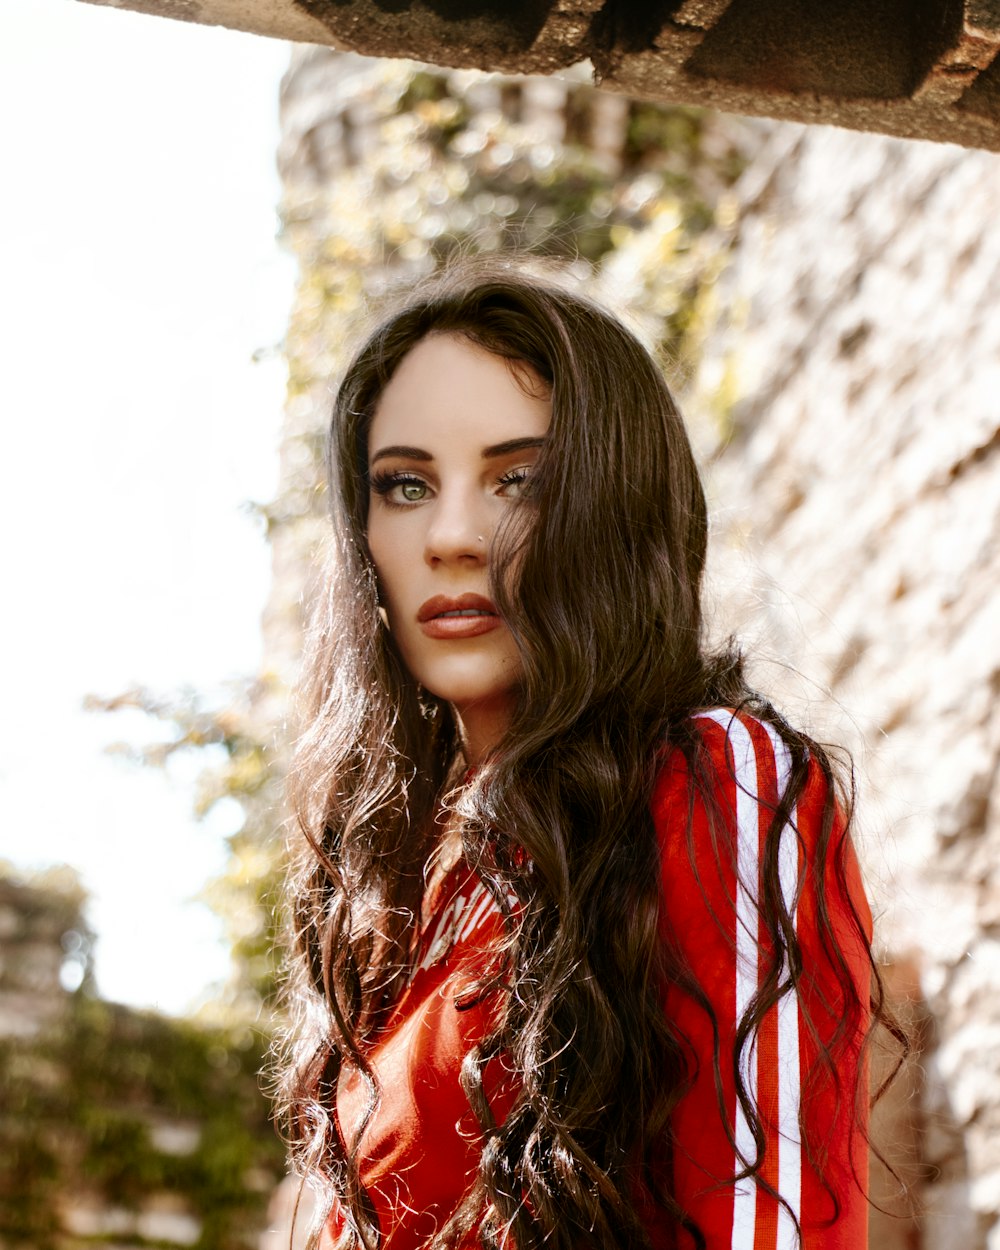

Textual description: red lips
[417,593,501,639]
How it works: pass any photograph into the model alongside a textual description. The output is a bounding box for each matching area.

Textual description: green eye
[369,470,430,506]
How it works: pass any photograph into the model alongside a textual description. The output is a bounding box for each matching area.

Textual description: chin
[404,648,517,703]
[417,665,520,714]
[425,677,518,710]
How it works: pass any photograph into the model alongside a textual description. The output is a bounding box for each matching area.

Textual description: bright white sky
[0,1,294,1014]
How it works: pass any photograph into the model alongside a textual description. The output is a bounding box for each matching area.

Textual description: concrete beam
[79,0,1000,152]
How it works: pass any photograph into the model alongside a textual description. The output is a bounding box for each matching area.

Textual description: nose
[424,485,490,568]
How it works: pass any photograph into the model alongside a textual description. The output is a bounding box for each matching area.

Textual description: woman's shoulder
[655,704,798,782]
[652,705,837,847]
[651,705,871,939]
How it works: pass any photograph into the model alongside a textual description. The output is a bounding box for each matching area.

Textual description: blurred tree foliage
[96,58,748,1025]
[85,683,283,1026]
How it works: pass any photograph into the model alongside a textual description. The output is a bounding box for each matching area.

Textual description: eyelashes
[368,467,534,506]
[496,467,532,496]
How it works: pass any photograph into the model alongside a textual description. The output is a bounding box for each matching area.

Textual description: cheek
[367,525,406,613]
[366,515,388,580]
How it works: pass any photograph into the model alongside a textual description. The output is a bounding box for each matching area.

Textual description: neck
[453,695,514,766]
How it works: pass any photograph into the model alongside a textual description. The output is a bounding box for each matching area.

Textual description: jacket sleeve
[651,710,872,1250]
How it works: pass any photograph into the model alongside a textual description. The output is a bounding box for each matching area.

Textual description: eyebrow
[369,436,546,466]
[370,445,431,466]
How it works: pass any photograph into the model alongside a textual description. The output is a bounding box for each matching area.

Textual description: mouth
[418,593,502,639]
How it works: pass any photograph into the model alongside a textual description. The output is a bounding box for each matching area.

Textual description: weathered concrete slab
[77,0,1000,150]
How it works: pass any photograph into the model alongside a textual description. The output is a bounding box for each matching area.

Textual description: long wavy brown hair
[280,261,903,1250]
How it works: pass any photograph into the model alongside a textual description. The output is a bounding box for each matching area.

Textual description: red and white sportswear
[325,709,872,1250]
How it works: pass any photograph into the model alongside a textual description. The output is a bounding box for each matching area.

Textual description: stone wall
[0,868,91,1040]
[692,122,1000,1249]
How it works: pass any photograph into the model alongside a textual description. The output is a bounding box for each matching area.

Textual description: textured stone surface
[79,0,1000,152]
[292,0,601,76]
[690,119,1000,1249]
[79,0,333,43]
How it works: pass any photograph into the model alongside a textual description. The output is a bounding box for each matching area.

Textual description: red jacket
[326,710,872,1249]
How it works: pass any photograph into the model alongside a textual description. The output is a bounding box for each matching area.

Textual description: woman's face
[366,333,550,759]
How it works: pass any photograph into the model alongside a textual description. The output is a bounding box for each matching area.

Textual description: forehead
[368,334,550,453]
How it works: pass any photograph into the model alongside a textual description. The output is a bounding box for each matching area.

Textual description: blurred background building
[0,865,284,1248]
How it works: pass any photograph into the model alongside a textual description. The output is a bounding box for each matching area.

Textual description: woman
[282,262,896,1250]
